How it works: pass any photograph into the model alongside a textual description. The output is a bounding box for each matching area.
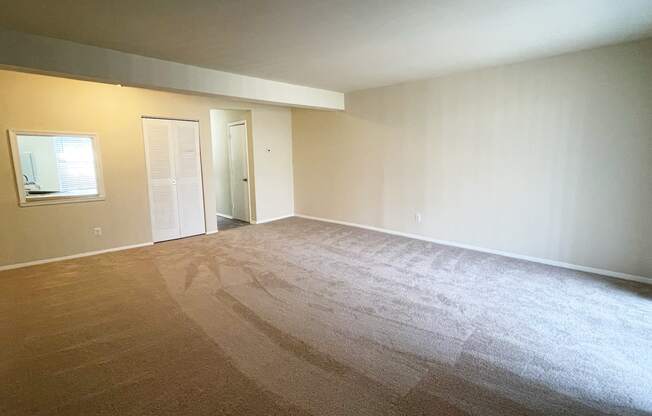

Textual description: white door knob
[171,178,177,185]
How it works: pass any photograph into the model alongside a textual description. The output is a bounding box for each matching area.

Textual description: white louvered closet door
[172,120,206,238]
[143,118,205,242]
[143,118,180,242]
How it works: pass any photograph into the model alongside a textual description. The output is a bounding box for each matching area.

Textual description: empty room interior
[1,1,651,415]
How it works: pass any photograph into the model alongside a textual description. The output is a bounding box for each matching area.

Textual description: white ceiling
[1,0,651,92]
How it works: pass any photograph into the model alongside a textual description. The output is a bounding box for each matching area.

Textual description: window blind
[54,137,98,193]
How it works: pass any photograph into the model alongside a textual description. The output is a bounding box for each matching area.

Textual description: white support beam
[0,29,345,110]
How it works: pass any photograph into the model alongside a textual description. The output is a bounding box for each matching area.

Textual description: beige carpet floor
[1,217,651,415]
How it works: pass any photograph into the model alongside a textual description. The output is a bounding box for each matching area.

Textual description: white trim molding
[294,214,652,285]
[205,230,219,235]
[0,242,153,272]
[252,214,295,224]
[216,213,234,219]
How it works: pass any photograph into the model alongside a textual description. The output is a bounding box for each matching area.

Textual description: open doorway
[210,109,254,231]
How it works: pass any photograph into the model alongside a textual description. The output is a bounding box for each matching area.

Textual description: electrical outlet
[415,213,422,224]
[93,227,102,237]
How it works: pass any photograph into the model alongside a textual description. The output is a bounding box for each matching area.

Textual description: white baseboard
[294,214,652,285]
[205,230,219,235]
[0,242,154,272]
[216,213,233,219]
[252,214,295,225]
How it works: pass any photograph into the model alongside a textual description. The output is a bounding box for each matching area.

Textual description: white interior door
[228,123,250,222]
[143,118,205,242]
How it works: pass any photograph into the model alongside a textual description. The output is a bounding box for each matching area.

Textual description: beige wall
[0,69,294,267]
[252,108,295,222]
[293,39,652,278]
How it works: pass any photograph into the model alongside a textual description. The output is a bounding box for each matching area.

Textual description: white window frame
[8,129,106,207]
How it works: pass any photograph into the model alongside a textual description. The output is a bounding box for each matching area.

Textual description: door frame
[141,116,207,242]
[227,120,252,223]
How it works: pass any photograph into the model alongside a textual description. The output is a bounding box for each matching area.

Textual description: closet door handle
[171,178,177,185]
